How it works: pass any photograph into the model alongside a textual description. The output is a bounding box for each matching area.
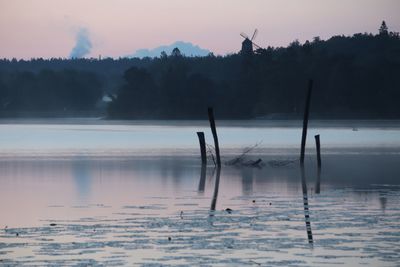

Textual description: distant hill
[129,41,210,58]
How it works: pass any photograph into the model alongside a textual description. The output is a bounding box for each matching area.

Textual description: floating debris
[225,208,233,214]
[268,159,296,168]
[250,259,261,266]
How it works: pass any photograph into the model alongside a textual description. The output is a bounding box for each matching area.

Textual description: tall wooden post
[315,134,321,194]
[300,79,313,165]
[196,132,207,165]
[315,134,321,168]
[208,108,221,168]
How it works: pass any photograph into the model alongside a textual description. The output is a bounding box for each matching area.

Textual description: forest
[1,22,399,119]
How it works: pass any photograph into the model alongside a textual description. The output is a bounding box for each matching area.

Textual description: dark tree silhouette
[171,47,182,57]
[160,51,168,59]
[379,20,389,35]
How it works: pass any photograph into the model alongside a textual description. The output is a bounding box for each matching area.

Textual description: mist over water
[0,119,400,158]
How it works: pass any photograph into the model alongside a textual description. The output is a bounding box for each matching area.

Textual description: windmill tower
[240,29,261,55]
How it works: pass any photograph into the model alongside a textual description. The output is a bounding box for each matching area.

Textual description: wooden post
[315,134,321,194]
[196,132,207,165]
[300,79,313,165]
[208,108,221,168]
[315,134,321,168]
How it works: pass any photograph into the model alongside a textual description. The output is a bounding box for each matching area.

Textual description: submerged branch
[206,143,216,167]
[225,141,263,168]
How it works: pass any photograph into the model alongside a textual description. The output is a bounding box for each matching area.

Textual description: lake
[1,119,400,266]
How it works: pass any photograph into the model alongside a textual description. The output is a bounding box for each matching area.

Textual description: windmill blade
[252,41,262,50]
[251,29,258,41]
[240,32,249,39]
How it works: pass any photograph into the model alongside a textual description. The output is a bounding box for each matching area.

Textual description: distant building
[241,38,253,55]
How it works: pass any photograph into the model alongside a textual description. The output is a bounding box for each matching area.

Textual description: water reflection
[1,154,400,265]
[197,164,207,193]
[301,166,314,244]
[379,194,387,212]
[72,158,91,202]
[315,167,321,194]
[241,168,254,195]
[210,167,221,212]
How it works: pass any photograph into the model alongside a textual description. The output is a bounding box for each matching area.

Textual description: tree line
[0,69,102,116]
[1,22,400,119]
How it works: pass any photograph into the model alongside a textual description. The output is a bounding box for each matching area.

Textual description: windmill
[240,29,262,54]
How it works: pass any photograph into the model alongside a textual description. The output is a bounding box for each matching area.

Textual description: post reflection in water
[379,193,387,212]
[210,167,221,213]
[315,167,321,194]
[301,165,314,244]
[241,168,254,195]
[72,158,91,202]
[197,164,207,193]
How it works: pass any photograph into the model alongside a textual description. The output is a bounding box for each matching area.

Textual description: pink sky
[0,0,399,59]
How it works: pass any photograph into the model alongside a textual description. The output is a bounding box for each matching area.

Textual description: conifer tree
[379,20,388,35]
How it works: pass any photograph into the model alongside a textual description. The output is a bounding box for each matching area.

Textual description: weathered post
[315,134,321,168]
[300,79,313,165]
[196,132,207,165]
[315,134,321,194]
[207,108,221,168]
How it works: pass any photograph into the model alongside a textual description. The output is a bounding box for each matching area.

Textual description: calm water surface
[0,120,400,266]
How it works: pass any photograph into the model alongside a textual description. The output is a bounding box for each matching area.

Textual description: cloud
[130,41,210,58]
[69,28,92,58]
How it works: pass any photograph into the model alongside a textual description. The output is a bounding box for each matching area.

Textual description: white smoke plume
[69,28,92,58]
